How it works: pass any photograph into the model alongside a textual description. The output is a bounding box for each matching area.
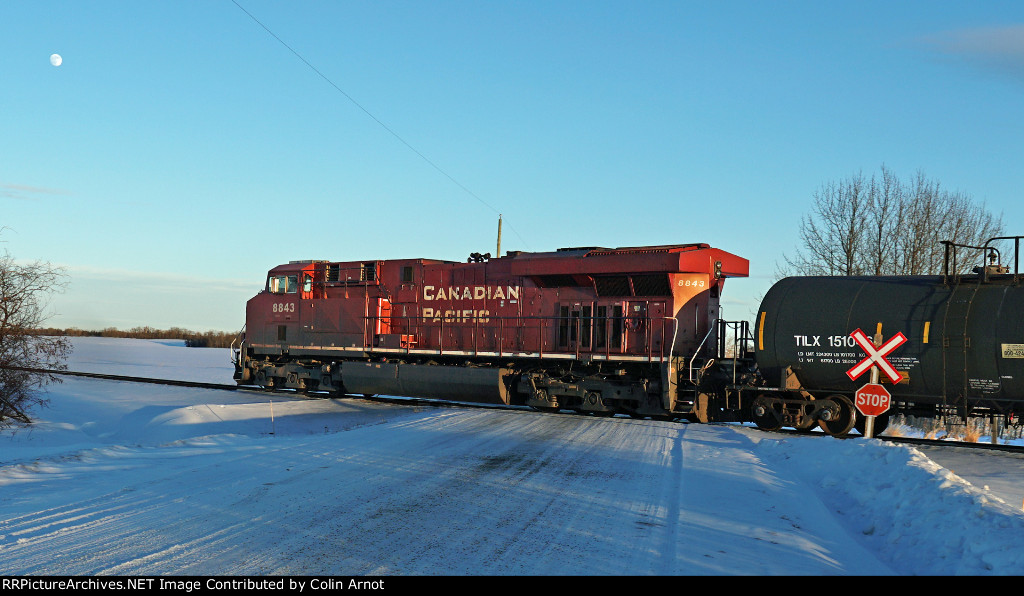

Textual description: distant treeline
[34,326,238,348]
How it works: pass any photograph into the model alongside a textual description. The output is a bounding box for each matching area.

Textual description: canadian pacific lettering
[421,308,490,323]
[422,284,520,302]
[421,284,520,323]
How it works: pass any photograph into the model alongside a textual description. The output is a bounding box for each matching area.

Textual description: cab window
[269,274,299,294]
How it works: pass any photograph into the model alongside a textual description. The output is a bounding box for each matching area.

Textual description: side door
[557,302,595,354]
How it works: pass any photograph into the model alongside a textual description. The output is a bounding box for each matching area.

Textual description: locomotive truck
[232,236,1024,437]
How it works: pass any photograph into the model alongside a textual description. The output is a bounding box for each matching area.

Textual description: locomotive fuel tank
[755,274,1024,410]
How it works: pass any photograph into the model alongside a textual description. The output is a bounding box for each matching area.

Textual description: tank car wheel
[751,396,783,431]
[818,394,857,437]
[793,405,819,433]
[794,419,818,433]
[854,412,890,437]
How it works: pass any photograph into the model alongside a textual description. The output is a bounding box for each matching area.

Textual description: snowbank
[754,434,1024,574]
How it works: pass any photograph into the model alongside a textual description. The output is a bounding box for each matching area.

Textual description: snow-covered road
[3,398,893,575]
[2,338,1024,575]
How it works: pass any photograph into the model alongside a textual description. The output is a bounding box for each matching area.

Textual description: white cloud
[919,25,1024,78]
[0,183,71,201]
[63,264,258,296]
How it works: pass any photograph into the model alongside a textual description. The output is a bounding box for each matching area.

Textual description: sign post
[846,328,906,438]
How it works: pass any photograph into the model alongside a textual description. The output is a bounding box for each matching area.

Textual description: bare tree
[781,166,1005,277]
[0,251,71,428]
[786,173,870,276]
[863,166,903,275]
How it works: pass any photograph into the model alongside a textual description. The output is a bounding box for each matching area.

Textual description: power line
[229,0,528,250]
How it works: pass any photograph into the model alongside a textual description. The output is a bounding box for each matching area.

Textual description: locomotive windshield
[268,274,299,294]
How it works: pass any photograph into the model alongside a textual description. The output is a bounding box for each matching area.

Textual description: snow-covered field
[3,337,1024,575]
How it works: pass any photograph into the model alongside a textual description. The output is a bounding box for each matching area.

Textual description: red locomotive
[233,243,749,419]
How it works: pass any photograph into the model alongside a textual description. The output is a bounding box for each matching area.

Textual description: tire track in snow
[2,406,897,575]
[657,423,685,570]
[0,432,342,574]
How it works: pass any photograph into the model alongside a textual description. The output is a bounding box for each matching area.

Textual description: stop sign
[855,383,891,417]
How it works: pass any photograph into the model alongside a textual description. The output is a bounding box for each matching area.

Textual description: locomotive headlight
[714,261,722,279]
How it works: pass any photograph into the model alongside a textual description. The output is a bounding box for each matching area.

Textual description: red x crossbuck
[846,328,907,384]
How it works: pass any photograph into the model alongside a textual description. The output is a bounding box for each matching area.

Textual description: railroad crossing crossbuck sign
[845,328,907,384]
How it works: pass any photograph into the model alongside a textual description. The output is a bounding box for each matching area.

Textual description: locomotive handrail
[353,312,673,361]
[230,324,246,366]
[684,318,753,384]
[688,319,722,384]
[666,316,679,368]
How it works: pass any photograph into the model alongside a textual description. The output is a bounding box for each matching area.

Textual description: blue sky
[3,1,1023,332]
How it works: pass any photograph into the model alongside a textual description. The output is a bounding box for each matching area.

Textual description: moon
[50,53,62,67]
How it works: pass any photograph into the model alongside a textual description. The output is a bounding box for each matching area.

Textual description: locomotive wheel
[818,394,856,437]
[530,406,560,414]
[854,412,891,437]
[751,396,783,431]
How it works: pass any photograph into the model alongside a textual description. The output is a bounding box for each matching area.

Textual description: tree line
[34,326,238,348]
[780,165,1005,277]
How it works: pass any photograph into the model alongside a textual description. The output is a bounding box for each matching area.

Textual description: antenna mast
[496,214,503,257]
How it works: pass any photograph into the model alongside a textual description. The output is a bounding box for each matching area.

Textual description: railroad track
[9,366,517,412]
[7,366,246,392]
[878,434,1024,454]
[12,366,1024,453]
[764,425,1024,453]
